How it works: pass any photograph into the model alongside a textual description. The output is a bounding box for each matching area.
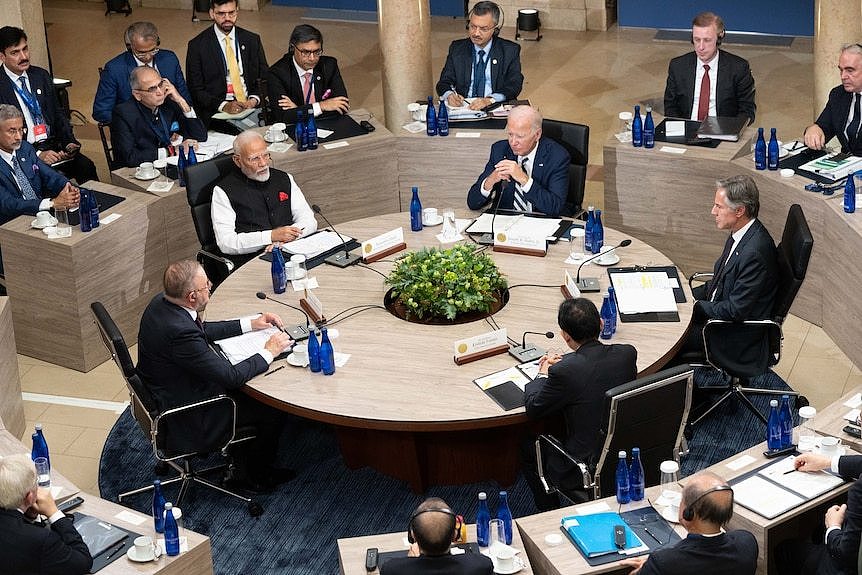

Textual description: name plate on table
[453,329,508,365]
[300,290,324,323]
[362,227,406,263]
[561,269,581,299]
[492,227,547,257]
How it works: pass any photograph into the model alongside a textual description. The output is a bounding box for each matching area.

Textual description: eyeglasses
[190,281,213,296]
[244,152,271,164]
[134,79,167,94]
[468,24,495,33]
[132,46,160,59]
[3,126,27,136]
[213,9,238,17]
[293,46,323,58]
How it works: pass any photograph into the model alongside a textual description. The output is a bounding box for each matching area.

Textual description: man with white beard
[211,130,317,262]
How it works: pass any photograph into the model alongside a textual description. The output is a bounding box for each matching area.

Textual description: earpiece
[407,507,457,544]
[681,485,733,521]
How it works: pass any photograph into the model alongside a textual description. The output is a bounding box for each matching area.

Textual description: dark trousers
[52,151,99,185]
[230,392,287,475]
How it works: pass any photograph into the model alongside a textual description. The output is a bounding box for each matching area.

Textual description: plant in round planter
[385,244,508,321]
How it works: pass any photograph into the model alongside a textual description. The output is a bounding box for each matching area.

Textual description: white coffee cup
[35,210,53,226]
[292,343,309,364]
[820,436,842,456]
[136,162,156,178]
[422,207,438,225]
[597,245,615,264]
[134,535,155,560]
[494,546,516,571]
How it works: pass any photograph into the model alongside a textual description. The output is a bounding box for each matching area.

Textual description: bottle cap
[659,460,679,474]
[164,502,173,509]
[154,479,161,486]
[618,450,626,458]
[478,492,487,500]
[645,106,652,112]
[499,490,507,497]
[781,394,789,399]
[618,111,633,121]
[770,399,778,407]
[798,406,817,418]
[35,424,42,431]
[632,447,640,455]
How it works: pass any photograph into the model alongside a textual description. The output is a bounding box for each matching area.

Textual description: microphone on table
[575,239,632,292]
[256,291,312,341]
[477,181,504,246]
[509,330,555,363]
[311,204,361,268]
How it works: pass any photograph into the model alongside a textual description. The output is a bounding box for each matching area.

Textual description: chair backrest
[541,118,589,217]
[185,154,237,254]
[772,204,813,323]
[90,301,136,379]
[97,122,117,172]
[593,365,694,498]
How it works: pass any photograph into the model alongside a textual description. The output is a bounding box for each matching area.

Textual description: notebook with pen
[561,512,646,558]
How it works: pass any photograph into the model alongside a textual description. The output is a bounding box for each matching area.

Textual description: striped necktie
[513,157,530,212]
[12,154,38,200]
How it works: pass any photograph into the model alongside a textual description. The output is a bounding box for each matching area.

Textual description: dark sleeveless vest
[219,168,295,233]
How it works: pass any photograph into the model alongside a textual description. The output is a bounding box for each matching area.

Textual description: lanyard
[138,102,172,146]
[12,77,43,123]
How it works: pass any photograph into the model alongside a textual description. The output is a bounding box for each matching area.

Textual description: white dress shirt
[180,306,273,363]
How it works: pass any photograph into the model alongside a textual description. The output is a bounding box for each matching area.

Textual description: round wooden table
[206,212,693,491]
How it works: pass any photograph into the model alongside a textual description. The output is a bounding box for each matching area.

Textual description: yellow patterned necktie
[224,36,246,102]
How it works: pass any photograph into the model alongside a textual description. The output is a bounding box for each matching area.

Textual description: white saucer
[126,547,156,563]
[264,133,287,143]
[492,556,525,575]
[423,215,444,226]
[134,171,159,181]
[287,353,309,367]
[595,254,620,266]
[31,217,57,229]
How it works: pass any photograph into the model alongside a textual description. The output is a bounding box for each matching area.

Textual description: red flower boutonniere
[278,191,289,202]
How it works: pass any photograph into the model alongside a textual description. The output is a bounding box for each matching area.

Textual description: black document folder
[69,190,125,226]
[483,381,526,411]
[654,118,720,148]
[607,266,686,323]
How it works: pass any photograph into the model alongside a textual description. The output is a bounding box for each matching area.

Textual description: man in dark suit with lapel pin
[467,105,569,217]
[0,453,93,575]
[185,0,268,130]
[267,24,349,125]
[804,44,862,155]
[436,1,523,111]
[0,27,98,185]
[92,21,192,124]
[663,12,756,124]
[0,105,79,274]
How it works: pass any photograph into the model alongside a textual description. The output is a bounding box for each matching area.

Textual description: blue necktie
[514,158,530,212]
[472,50,486,99]
[12,155,38,201]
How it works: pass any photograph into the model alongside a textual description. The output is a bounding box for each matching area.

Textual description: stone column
[378,0,433,133]
[0,0,49,70]
[813,0,862,118]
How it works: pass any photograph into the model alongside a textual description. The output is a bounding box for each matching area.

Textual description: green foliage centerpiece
[385,244,508,322]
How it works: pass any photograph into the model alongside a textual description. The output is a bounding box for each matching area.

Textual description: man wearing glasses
[186,0,268,129]
[436,1,523,111]
[211,130,316,266]
[92,21,191,124]
[267,24,349,125]
[110,66,206,168]
[0,27,98,185]
[804,44,862,155]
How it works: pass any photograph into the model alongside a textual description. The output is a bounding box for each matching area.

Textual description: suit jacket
[0,65,78,152]
[436,37,523,101]
[693,219,777,322]
[267,54,348,124]
[186,26,268,127]
[136,294,269,452]
[814,86,862,156]
[663,50,756,122]
[0,509,92,575]
[110,98,207,168]
[467,138,570,216]
[638,530,758,575]
[817,455,862,575]
[524,340,637,464]
[380,552,493,575]
[92,49,191,124]
[0,141,69,225]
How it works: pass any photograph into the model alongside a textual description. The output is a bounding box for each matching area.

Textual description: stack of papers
[216,327,280,365]
[609,271,678,314]
[282,230,353,258]
[466,213,561,238]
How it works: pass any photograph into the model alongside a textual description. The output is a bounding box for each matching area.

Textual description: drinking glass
[34,457,50,488]
[54,207,72,238]
[488,518,505,552]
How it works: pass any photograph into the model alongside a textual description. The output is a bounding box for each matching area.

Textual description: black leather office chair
[688,204,813,427]
[536,365,693,504]
[90,301,263,516]
[541,119,589,217]
[185,154,243,290]
[97,122,117,172]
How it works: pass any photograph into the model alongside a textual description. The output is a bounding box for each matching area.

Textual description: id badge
[32,123,48,142]
[226,77,235,100]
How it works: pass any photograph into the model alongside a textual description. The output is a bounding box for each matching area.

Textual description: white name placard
[564,269,581,298]
[453,328,507,360]
[362,227,404,259]
[305,290,323,319]
[494,228,546,253]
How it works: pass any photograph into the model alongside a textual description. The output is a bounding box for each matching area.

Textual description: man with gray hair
[467,105,569,216]
[211,130,316,260]
[110,65,206,168]
[93,21,191,124]
[804,44,862,154]
[0,453,92,574]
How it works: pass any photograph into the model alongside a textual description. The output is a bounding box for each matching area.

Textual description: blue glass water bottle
[632,105,643,147]
[177,146,187,187]
[306,112,318,150]
[308,328,321,373]
[31,424,50,468]
[476,492,490,547]
[426,96,437,136]
[593,209,604,253]
[767,399,782,450]
[767,128,779,170]
[79,188,92,232]
[615,451,630,504]
[845,172,856,213]
[152,479,166,533]
[163,502,180,556]
[584,206,595,254]
[271,243,286,294]
[497,491,513,545]
[296,110,307,152]
[629,447,645,501]
[607,285,618,334]
[437,99,449,136]
[600,293,613,340]
[187,146,197,166]
[319,327,335,375]
[410,186,423,231]
[779,394,794,448]
[754,127,766,170]
[643,106,655,148]
[88,189,100,228]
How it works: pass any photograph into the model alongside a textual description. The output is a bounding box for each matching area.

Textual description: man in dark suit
[468,105,569,216]
[436,1,523,111]
[111,66,207,169]
[663,12,756,123]
[0,27,98,184]
[267,24,349,125]
[137,259,294,491]
[92,21,191,124]
[775,452,862,575]
[381,497,493,575]
[804,44,862,155]
[185,0,268,129]
[0,105,79,274]
[523,297,638,510]
[621,472,758,575]
[0,453,93,575]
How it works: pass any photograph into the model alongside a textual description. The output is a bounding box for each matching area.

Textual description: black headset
[681,484,734,521]
[467,1,504,36]
[407,507,458,544]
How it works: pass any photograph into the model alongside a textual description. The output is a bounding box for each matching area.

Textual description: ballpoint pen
[103,540,127,561]
[265,365,285,377]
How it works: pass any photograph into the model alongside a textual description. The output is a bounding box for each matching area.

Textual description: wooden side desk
[810,386,862,453]
[337,523,533,575]
[0,297,25,437]
[0,429,80,500]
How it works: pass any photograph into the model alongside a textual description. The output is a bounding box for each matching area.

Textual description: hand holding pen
[447,84,465,107]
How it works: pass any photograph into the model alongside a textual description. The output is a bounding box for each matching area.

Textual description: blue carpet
[98,367,793,574]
